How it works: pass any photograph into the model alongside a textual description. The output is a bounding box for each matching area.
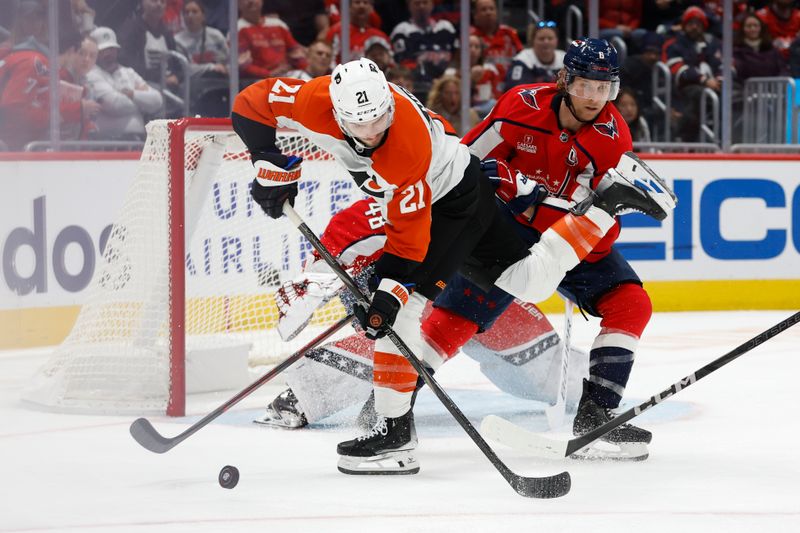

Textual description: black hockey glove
[354,277,413,340]
[250,154,302,219]
[481,158,548,220]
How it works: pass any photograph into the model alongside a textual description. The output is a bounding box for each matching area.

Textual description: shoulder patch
[517,87,544,110]
[593,115,619,140]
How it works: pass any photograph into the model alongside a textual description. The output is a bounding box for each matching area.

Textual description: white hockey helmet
[329,58,395,141]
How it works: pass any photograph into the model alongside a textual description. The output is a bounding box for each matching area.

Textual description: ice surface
[1,311,798,532]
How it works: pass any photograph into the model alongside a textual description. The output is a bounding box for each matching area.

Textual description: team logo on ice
[517,87,543,110]
[593,116,619,140]
[516,134,537,153]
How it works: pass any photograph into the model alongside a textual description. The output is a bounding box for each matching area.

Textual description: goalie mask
[329,58,395,145]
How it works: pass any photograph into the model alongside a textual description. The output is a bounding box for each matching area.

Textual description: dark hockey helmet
[563,38,620,101]
[564,38,619,82]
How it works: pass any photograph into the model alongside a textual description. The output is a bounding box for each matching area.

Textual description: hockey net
[23,118,361,416]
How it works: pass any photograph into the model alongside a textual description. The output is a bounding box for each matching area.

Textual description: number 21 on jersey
[399,181,426,214]
[268,79,302,104]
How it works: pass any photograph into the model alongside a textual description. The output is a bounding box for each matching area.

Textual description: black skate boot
[570,379,651,461]
[355,372,429,432]
[253,388,308,429]
[572,151,676,221]
[337,410,419,475]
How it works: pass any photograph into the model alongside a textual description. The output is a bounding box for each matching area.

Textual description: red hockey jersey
[462,83,632,261]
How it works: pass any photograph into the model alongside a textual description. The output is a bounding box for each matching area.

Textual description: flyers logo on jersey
[518,87,543,110]
[593,116,619,140]
[360,178,388,198]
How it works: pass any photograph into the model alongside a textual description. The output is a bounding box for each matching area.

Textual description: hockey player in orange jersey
[231,57,673,475]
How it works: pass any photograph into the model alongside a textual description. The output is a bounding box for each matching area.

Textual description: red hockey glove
[354,277,414,340]
[481,158,548,218]
[250,155,302,219]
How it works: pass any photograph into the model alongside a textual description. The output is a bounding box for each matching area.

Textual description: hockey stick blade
[130,417,177,453]
[482,311,800,459]
[482,414,568,460]
[129,315,352,453]
[284,202,571,499]
[510,469,571,499]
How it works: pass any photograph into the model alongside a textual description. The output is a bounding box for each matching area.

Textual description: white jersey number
[268,79,302,104]
[399,181,426,214]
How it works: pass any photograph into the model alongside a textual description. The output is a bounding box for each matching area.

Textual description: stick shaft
[130,314,352,452]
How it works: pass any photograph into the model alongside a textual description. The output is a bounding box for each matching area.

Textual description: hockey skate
[573,151,677,221]
[337,410,419,475]
[253,388,308,429]
[355,372,430,432]
[570,380,650,461]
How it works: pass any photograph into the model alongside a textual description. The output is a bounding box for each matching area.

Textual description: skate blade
[253,411,307,429]
[569,440,649,462]
[337,451,420,475]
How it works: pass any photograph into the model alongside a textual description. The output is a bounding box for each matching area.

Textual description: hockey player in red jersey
[232,56,673,474]
[427,37,674,460]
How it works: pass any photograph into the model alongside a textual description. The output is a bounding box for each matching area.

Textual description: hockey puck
[218,465,239,489]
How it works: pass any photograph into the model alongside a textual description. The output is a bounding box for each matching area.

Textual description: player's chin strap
[563,93,596,125]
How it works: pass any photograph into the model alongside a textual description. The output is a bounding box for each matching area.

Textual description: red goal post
[23,118,362,416]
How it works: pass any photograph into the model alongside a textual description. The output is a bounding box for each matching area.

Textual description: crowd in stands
[2,0,800,150]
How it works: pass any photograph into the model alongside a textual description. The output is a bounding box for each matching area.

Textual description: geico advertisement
[616,158,800,281]
[1,157,798,310]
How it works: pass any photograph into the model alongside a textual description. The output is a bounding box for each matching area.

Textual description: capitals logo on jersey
[517,87,544,110]
[566,146,578,166]
[593,115,619,140]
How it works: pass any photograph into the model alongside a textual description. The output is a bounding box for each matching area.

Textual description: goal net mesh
[22,119,362,414]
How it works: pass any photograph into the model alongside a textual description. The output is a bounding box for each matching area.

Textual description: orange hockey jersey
[233,75,471,265]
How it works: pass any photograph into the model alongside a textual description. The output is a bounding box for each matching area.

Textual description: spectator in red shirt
[599,0,647,47]
[325,0,390,62]
[470,0,522,79]
[238,0,308,79]
[0,25,87,150]
[756,0,800,59]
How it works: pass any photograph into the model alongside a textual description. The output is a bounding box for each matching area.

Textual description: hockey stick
[130,314,352,453]
[482,310,800,459]
[283,203,570,499]
[545,298,573,430]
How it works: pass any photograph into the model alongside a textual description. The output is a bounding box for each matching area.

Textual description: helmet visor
[341,110,394,140]
[567,76,620,101]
